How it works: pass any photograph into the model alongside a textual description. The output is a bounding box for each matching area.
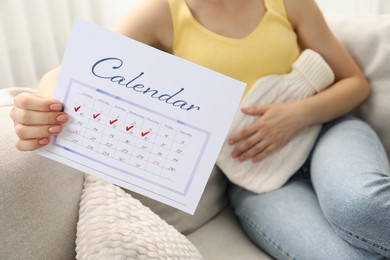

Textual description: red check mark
[74,106,81,112]
[109,119,118,125]
[126,125,134,132]
[141,131,150,137]
[93,113,100,119]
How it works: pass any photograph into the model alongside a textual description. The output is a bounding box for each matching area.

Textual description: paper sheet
[39,18,245,214]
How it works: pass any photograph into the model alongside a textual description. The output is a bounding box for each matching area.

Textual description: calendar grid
[61,115,189,181]
[53,78,211,195]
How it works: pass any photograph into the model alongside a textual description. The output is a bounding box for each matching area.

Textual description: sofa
[1,15,389,259]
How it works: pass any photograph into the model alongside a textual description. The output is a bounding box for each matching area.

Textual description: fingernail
[48,125,61,134]
[231,152,237,158]
[56,114,68,123]
[50,104,62,111]
[38,138,50,145]
[239,156,245,161]
[228,139,234,145]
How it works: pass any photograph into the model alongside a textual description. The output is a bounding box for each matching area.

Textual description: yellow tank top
[167,0,300,96]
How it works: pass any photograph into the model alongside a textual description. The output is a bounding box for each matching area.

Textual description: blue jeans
[228,116,390,259]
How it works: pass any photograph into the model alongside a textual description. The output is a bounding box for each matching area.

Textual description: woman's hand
[10,92,69,151]
[228,102,305,162]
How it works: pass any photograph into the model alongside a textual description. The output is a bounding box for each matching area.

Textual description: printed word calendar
[39,19,245,214]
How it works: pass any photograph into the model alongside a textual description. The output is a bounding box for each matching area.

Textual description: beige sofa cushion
[0,88,85,260]
[327,15,390,159]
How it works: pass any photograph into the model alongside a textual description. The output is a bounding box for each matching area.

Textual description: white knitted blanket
[76,175,203,259]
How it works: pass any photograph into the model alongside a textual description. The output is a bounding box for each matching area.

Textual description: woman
[10,0,390,258]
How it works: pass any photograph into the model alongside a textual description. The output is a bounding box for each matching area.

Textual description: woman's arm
[113,0,173,52]
[285,0,370,125]
[37,67,60,97]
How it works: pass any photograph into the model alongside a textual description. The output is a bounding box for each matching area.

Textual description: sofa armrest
[0,88,85,259]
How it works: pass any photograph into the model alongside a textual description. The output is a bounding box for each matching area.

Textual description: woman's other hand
[228,102,305,162]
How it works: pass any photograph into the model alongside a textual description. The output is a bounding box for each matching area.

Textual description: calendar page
[39,18,245,214]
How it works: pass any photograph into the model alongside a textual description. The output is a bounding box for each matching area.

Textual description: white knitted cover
[76,175,203,260]
[217,49,335,193]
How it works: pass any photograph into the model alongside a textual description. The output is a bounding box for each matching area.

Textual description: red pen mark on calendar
[141,131,150,137]
[93,113,100,119]
[74,106,81,112]
[109,119,118,125]
[126,125,134,132]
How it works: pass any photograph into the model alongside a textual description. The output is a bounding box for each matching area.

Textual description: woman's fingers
[232,131,267,160]
[232,133,277,162]
[14,92,62,112]
[15,138,51,151]
[252,144,277,162]
[11,92,68,125]
[228,107,267,145]
[14,124,62,139]
[241,104,270,116]
[10,106,68,125]
[229,123,259,145]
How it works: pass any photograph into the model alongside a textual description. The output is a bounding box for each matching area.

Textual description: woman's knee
[313,117,388,167]
[319,176,389,229]
[317,171,390,256]
[311,116,389,198]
